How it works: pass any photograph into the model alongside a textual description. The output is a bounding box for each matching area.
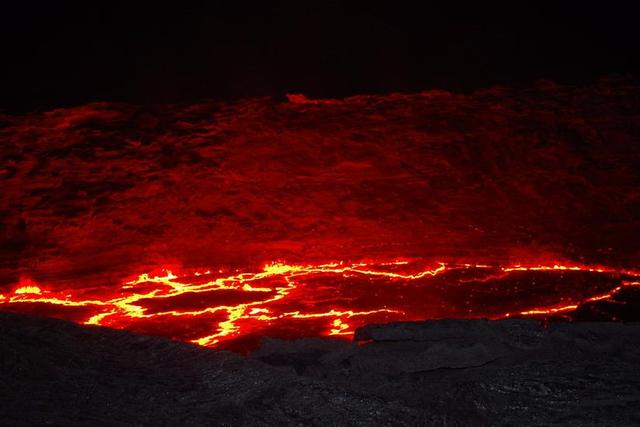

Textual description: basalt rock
[3,312,640,425]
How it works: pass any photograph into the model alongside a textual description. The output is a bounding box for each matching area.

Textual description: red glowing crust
[2,86,640,351]
[3,260,639,350]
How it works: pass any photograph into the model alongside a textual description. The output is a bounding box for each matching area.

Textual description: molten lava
[2,85,640,351]
[2,259,639,351]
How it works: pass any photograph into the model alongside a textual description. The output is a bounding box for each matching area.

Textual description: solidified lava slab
[1,81,640,349]
[4,312,640,425]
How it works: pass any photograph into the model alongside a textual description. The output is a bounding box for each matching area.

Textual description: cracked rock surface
[2,313,640,425]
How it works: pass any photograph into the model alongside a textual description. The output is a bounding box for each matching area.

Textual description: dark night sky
[1,1,639,111]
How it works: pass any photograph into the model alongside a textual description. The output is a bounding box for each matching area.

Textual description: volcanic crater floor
[2,81,640,424]
[1,312,640,426]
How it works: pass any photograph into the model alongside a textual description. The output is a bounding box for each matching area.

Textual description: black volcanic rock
[0,313,416,426]
[2,313,640,425]
[253,319,640,425]
[354,318,546,344]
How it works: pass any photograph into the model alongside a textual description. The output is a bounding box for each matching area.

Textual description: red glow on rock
[2,86,640,351]
[2,260,639,352]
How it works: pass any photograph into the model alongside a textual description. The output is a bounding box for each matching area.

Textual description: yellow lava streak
[14,285,42,295]
[2,260,640,348]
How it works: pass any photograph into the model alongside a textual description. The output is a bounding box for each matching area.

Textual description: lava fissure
[2,260,639,350]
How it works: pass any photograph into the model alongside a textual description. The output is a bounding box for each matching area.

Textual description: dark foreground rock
[2,313,640,426]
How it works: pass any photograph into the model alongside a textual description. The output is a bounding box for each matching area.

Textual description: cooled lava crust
[2,81,640,351]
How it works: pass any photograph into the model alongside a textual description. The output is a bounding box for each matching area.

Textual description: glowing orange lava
[2,260,639,351]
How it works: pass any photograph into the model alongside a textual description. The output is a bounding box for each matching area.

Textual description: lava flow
[2,84,640,352]
[2,259,639,352]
